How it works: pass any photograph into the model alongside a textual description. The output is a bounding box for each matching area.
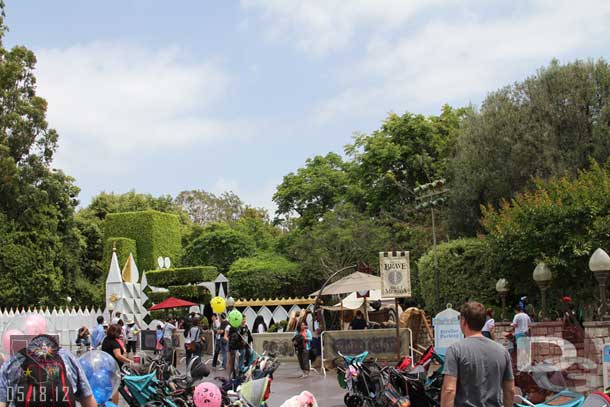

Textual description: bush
[418,238,496,309]
[148,291,170,304]
[102,237,137,275]
[227,252,301,299]
[145,266,218,287]
[103,210,182,272]
[168,285,211,304]
[183,223,255,272]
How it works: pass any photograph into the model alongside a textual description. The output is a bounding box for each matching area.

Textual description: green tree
[175,189,244,226]
[182,223,255,272]
[449,59,610,235]
[0,10,94,306]
[232,207,281,251]
[228,252,301,299]
[273,153,355,226]
[346,105,465,217]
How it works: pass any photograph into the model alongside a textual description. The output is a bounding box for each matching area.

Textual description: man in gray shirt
[442,301,514,407]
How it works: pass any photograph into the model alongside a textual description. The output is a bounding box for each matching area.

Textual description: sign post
[380,251,411,361]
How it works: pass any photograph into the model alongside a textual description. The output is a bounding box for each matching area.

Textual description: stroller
[222,376,272,407]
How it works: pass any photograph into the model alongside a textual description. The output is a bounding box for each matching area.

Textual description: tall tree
[175,189,245,226]
[0,6,92,307]
[449,59,610,235]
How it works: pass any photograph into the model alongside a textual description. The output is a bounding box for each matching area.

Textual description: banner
[322,328,412,368]
[252,332,297,361]
[379,251,411,298]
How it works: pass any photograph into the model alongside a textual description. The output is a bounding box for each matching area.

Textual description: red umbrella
[148,297,197,311]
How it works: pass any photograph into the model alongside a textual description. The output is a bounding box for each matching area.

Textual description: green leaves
[145,266,218,287]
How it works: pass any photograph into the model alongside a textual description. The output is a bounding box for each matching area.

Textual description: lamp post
[495,278,510,321]
[533,262,552,320]
[414,179,449,314]
[589,248,610,320]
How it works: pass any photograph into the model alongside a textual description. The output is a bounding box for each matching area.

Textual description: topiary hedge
[103,210,182,272]
[145,266,218,287]
[168,285,211,304]
[102,237,137,272]
[148,291,171,304]
[417,238,497,309]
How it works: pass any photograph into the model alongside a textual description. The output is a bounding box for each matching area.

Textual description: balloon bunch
[210,296,226,313]
[79,350,120,405]
[2,314,52,353]
[193,382,222,407]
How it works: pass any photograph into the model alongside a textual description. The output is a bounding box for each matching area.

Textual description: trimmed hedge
[418,238,497,309]
[145,266,218,287]
[148,291,171,304]
[102,237,137,273]
[147,286,211,305]
[103,210,182,272]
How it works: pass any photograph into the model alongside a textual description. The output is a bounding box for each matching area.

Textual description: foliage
[78,191,180,221]
[231,208,280,251]
[182,223,255,272]
[418,238,496,309]
[167,285,211,304]
[145,266,218,287]
[228,252,301,299]
[449,59,610,235]
[279,203,390,294]
[346,106,466,217]
[147,291,171,304]
[480,161,610,307]
[103,210,182,272]
[273,153,354,225]
[175,189,244,226]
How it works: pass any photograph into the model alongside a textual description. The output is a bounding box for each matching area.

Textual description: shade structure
[322,289,395,311]
[310,271,382,296]
[148,297,197,311]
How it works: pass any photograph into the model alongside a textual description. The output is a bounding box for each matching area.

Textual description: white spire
[107,246,123,284]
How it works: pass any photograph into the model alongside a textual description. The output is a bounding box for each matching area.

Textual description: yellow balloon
[211,296,226,313]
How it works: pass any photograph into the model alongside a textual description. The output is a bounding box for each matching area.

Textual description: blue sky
[5,1,610,212]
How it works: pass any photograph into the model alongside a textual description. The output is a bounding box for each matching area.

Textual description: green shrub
[168,285,211,304]
[183,223,255,272]
[145,266,218,287]
[418,238,497,309]
[148,291,170,304]
[102,237,137,274]
[103,210,182,272]
[228,252,301,299]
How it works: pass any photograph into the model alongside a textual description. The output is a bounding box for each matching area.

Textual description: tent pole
[340,300,344,331]
[395,297,400,361]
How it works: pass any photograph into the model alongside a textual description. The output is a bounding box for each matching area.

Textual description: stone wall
[584,321,610,391]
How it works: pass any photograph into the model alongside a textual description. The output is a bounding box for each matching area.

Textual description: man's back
[444,337,513,407]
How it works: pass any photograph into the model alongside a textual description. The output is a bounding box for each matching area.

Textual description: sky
[4,0,610,213]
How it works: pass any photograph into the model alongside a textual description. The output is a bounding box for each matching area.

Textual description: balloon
[25,314,47,336]
[2,329,23,354]
[228,310,242,328]
[210,297,226,313]
[79,350,120,403]
[193,382,222,407]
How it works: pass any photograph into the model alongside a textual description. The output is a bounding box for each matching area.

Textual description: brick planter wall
[583,321,610,391]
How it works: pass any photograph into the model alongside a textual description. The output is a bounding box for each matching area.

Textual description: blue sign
[604,344,610,363]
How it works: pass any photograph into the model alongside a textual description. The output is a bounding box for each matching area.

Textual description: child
[155,324,164,354]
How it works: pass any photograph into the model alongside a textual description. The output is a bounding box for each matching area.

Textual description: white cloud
[34,42,252,174]
[244,0,610,123]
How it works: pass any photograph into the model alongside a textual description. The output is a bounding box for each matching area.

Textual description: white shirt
[163,322,176,339]
[111,317,120,325]
[512,312,531,335]
[257,324,266,333]
[482,318,495,332]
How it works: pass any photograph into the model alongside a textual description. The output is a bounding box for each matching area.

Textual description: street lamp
[495,278,510,321]
[589,248,610,320]
[533,262,552,320]
[414,179,448,313]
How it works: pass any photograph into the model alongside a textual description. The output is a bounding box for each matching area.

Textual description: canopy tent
[310,271,382,296]
[321,289,395,311]
[148,297,196,311]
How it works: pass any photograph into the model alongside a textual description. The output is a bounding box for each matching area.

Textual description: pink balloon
[25,314,47,336]
[193,382,222,407]
[3,329,24,353]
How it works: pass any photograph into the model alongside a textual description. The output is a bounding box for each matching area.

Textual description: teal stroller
[119,372,187,407]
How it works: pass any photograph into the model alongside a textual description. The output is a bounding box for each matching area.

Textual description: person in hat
[125,318,140,356]
[0,334,96,407]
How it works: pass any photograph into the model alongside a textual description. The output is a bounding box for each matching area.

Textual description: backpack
[292,334,305,351]
[15,335,76,407]
[228,328,242,350]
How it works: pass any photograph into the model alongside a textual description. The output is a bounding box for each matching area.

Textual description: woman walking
[102,324,132,404]
[293,321,312,378]
[482,308,495,339]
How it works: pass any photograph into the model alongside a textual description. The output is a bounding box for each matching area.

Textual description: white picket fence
[0,307,104,352]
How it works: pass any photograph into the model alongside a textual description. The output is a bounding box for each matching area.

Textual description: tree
[279,203,390,293]
[228,252,301,299]
[232,207,281,251]
[449,59,610,235]
[345,105,465,218]
[78,190,180,221]
[182,223,255,272]
[175,190,244,226]
[0,10,93,306]
[273,153,354,226]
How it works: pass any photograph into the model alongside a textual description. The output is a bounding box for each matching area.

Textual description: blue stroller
[119,372,187,407]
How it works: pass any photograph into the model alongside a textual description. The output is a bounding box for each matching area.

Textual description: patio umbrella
[310,271,382,296]
[148,297,197,311]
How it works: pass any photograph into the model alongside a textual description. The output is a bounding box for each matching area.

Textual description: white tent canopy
[310,272,382,296]
[321,289,395,311]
